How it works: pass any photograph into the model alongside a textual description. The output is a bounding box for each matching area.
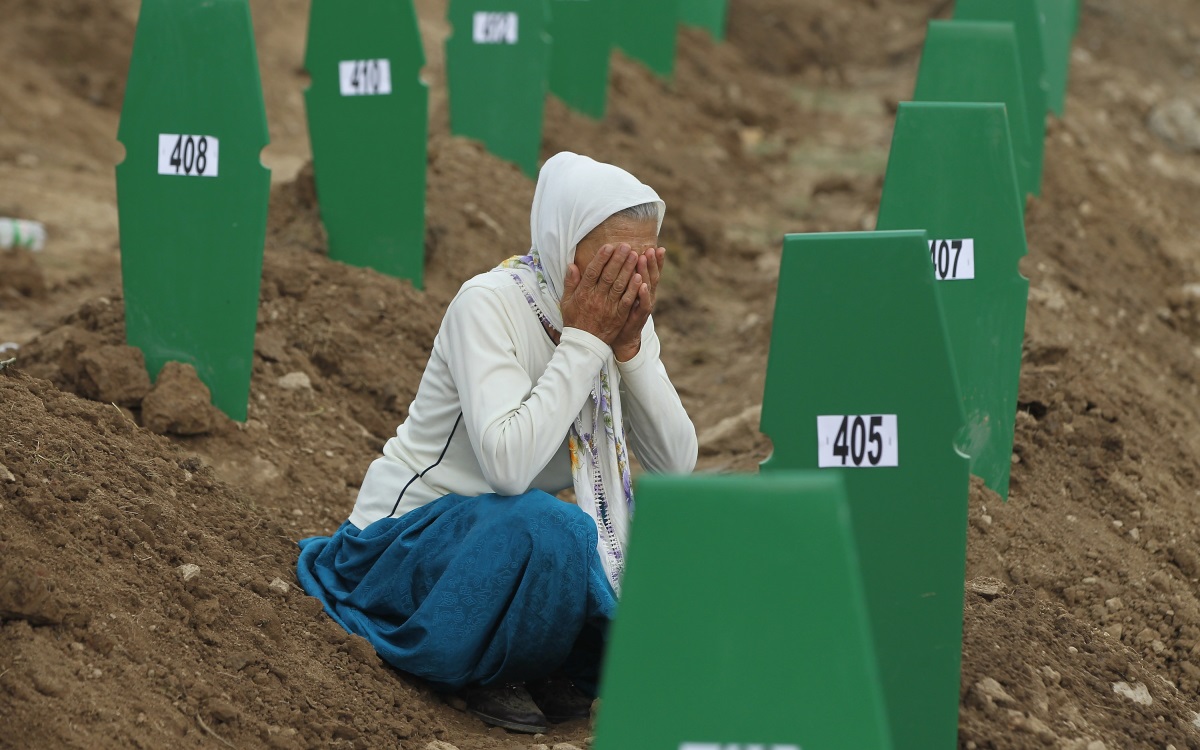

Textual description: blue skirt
[296,490,617,693]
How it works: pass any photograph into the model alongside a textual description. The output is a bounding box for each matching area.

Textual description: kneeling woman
[297,152,697,733]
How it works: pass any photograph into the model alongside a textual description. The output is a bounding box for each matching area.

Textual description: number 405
[817,414,899,468]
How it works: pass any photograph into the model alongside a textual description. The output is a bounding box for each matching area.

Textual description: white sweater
[348,272,698,529]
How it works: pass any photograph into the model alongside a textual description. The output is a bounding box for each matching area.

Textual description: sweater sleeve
[442,285,610,496]
[616,316,698,474]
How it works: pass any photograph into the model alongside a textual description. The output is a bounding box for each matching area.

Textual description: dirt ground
[5,0,1200,747]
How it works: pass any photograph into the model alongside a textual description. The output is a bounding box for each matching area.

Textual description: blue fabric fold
[297,490,617,693]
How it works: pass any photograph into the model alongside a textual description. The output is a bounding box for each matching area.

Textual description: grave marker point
[955,0,1050,152]
[612,0,680,78]
[116,0,270,421]
[760,230,970,750]
[878,102,1030,500]
[914,20,1041,198]
[304,0,429,286]
[595,473,893,750]
[446,0,552,177]
[548,0,614,119]
[1038,0,1074,115]
[679,0,728,41]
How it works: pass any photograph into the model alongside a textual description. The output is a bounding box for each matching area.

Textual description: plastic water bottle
[0,218,46,252]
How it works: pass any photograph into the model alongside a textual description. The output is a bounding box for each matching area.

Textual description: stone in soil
[141,361,225,435]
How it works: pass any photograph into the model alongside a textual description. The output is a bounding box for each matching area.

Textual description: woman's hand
[612,246,666,362]
[561,243,643,345]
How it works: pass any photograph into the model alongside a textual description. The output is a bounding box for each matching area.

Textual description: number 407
[927,238,975,281]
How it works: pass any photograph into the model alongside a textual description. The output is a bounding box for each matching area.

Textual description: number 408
[169,135,209,175]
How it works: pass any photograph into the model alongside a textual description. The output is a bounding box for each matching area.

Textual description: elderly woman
[297,152,697,733]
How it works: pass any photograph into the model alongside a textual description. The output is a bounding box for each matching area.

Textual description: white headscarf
[495,152,664,593]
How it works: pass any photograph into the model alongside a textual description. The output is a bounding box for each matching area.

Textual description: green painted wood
[612,0,679,78]
[446,0,551,177]
[548,0,614,119]
[1070,0,1081,37]
[955,0,1049,158]
[914,20,1040,198]
[1037,0,1073,115]
[679,0,728,41]
[760,231,969,750]
[116,0,270,421]
[595,472,893,750]
[304,0,429,287]
[877,103,1029,500]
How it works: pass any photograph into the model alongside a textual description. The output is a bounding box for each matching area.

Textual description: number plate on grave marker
[473,12,519,43]
[928,238,975,281]
[817,415,898,468]
[338,59,393,96]
[157,134,219,177]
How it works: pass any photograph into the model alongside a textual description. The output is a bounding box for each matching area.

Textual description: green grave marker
[548,0,614,119]
[760,231,970,750]
[595,472,893,750]
[612,0,680,78]
[446,0,552,177]
[1037,0,1074,115]
[304,0,429,286]
[878,102,1029,500]
[955,0,1049,147]
[679,0,728,41]
[914,20,1040,198]
[116,0,270,421]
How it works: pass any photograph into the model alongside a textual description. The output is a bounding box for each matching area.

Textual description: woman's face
[573,216,659,272]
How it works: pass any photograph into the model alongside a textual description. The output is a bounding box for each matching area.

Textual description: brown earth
[6,0,1200,747]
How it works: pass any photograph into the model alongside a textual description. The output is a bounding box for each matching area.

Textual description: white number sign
[338,59,393,96]
[817,415,898,468]
[927,238,975,281]
[157,134,219,177]
[473,12,519,44]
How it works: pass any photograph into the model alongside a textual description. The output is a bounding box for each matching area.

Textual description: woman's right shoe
[526,676,594,723]
[462,683,549,734]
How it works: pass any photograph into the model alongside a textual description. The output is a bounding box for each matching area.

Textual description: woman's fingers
[582,244,615,286]
[562,263,581,300]
[619,273,642,313]
[645,247,663,290]
[606,244,638,297]
[598,244,631,287]
[632,282,651,323]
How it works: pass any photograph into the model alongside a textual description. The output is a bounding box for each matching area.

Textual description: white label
[473,12,519,44]
[817,415,898,468]
[338,59,393,96]
[927,238,975,281]
[157,134,219,177]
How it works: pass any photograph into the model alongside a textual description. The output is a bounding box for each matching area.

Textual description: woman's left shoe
[526,676,594,723]
[462,683,549,733]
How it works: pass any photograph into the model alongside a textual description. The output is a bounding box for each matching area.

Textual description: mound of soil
[0,369,482,749]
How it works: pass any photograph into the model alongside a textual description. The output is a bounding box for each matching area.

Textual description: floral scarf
[496,251,635,592]
[494,151,664,593]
